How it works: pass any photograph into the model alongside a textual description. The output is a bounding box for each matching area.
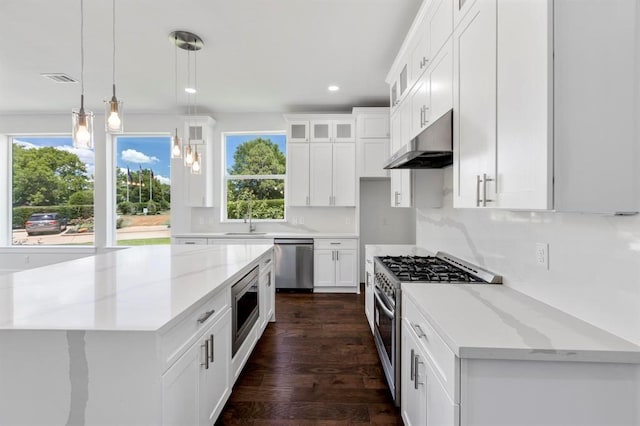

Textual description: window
[114,136,171,245]
[11,136,94,246]
[223,132,286,221]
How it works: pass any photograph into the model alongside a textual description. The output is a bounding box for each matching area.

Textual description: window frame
[221,131,287,223]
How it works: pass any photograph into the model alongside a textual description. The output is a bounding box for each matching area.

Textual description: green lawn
[117,237,171,246]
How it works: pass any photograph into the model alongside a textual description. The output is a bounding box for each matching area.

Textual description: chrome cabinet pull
[476,175,482,207]
[332,250,335,261]
[264,258,272,265]
[422,106,429,125]
[330,242,341,245]
[201,340,209,369]
[336,251,339,261]
[410,349,416,381]
[412,323,427,340]
[483,173,495,206]
[414,355,424,389]
[209,334,214,362]
[394,191,399,206]
[197,309,216,324]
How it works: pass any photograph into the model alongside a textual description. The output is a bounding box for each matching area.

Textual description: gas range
[372,252,501,406]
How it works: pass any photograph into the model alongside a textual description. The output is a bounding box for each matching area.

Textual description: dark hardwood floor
[216,287,403,425]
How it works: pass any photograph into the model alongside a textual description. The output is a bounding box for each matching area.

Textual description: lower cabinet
[314,239,358,292]
[162,309,231,426]
[364,257,375,333]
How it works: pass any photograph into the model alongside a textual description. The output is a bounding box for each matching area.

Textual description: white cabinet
[183,116,215,208]
[285,114,357,207]
[287,120,309,142]
[310,119,355,142]
[364,254,375,333]
[162,309,231,426]
[258,255,275,333]
[287,142,310,206]
[354,108,391,178]
[314,239,358,291]
[452,0,497,208]
[389,103,412,208]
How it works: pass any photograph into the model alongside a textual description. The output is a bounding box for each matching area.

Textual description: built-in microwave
[231,265,260,356]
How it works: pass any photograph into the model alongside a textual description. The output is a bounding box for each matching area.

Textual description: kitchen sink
[223,232,267,236]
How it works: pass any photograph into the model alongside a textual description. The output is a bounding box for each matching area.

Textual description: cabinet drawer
[403,294,458,402]
[160,287,230,371]
[314,238,358,250]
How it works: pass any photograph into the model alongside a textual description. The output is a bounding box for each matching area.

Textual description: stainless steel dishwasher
[274,238,314,291]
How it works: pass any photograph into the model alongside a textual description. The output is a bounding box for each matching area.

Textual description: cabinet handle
[414,355,424,389]
[330,242,341,245]
[264,258,272,265]
[184,241,196,245]
[412,323,427,340]
[422,106,429,126]
[209,334,214,362]
[201,340,209,370]
[332,250,335,261]
[394,191,399,206]
[420,106,424,127]
[410,349,416,381]
[336,251,339,261]
[475,175,482,207]
[482,173,495,207]
[267,272,272,287]
[197,309,216,324]
[366,271,370,286]
[306,195,309,206]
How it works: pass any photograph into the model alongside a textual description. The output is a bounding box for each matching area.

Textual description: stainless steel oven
[231,265,260,356]
[373,277,400,405]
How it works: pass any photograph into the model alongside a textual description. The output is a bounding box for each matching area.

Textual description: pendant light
[189,37,203,175]
[184,46,194,168]
[105,0,123,133]
[191,146,202,175]
[72,0,94,149]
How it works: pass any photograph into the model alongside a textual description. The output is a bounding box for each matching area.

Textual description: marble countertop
[403,283,640,364]
[0,244,272,332]
[173,232,358,239]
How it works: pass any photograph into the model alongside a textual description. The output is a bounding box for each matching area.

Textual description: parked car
[25,213,67,236]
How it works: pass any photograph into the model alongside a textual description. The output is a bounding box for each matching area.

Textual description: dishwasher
[274,238,314,291]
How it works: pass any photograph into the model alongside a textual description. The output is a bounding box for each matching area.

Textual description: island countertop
[0,244,272,332]
[403,283,640,364]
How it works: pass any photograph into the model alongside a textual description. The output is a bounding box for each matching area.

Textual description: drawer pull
[197,309,216,324]
[209,335,214,362]
[412,323,427,340]
[329,242,341,245]
[410,349,415,381]
[201,340,209,369]
[264,258,272,264]
[414,354,424,389]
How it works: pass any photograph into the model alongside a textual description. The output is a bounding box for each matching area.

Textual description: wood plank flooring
[216,288,402,425]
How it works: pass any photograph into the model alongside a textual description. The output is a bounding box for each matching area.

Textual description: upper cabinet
[183,115,216,208]
[285,114,357,207]
[288,120,310,143]
[354,107,390,178]
[453,0,638,214]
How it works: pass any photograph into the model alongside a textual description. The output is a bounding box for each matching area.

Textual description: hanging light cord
[112,0,116,89]
[174,35,178,111]
[80,0,85,106]
[194,38,198,116]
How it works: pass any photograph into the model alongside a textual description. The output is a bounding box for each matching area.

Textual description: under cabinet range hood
[384,109,453,169]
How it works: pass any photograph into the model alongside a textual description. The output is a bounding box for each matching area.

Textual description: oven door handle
[374,290,395,319]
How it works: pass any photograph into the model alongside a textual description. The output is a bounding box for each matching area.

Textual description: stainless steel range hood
[384,109,453,169]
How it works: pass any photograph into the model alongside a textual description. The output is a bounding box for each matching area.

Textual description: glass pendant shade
[171,128,183,159]
[184,144,194,167]
[72,102,94,149]
[105,86,123,133]
[190,148,202,175]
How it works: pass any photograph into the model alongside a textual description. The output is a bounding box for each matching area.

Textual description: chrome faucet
[244,199,256,233]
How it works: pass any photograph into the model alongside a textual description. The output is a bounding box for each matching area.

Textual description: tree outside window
[224,133,286,220]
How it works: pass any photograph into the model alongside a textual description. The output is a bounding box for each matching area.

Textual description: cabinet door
[401,321,427,426]
[309,143,333,206]
[314,250,336,287]
[357,115,389,138]
[361,139,390,178]
[287,143,310,206]
[162,340,199,425]
[335,250,357,287]
[364,267,374,333]
[495,0,552,210]
[429,38,453,124]
[333,120,356,142]
[410,22,430,83]
[453,0,497,208]
[310,120,332,142]
[199,310,231,426]
[429,0,454,58]
[332,143,356,206]
[423,352,459,426]
[410,75,430,138]
[266,270,275,322]
[288,120,309,143]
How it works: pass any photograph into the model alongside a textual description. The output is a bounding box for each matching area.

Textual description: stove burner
[377,255,482,283]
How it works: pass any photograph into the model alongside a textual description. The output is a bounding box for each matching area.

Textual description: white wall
[359,179,415,277]
[415,167,640,345]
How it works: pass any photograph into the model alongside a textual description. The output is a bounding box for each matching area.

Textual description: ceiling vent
[41,73,78,83]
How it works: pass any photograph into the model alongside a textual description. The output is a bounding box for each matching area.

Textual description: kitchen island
[0,243,274,425]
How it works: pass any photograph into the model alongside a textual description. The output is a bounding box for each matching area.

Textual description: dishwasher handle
[274,238,314,245]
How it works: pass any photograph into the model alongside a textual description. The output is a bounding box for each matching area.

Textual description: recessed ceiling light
[328,85,340,92]
[185,87,197,94]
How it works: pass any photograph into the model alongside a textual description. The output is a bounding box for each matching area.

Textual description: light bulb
[191,157,201,174]
[184,145,193,167]
[172,142,181,157]
[107,111,121,130]
[76,124,90,144]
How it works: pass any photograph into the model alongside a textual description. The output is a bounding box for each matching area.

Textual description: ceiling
[0,0,421,115]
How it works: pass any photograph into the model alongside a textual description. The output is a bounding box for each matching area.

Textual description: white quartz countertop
[403,283,640,364]
[174,232,358,239]
[0,244,272,332]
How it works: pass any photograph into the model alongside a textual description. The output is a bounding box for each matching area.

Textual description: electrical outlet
[535,243,549,269]
[299,216,304,225]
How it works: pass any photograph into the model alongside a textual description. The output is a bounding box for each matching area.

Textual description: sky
[116,136,171,185]
[225,133,286,174]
